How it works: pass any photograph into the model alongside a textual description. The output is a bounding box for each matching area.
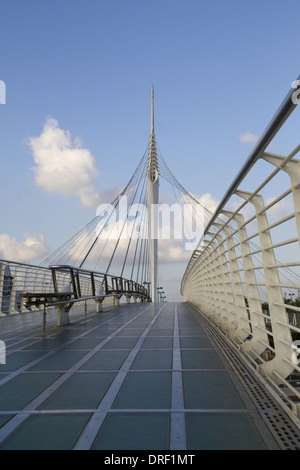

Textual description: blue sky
[1,0,300,299]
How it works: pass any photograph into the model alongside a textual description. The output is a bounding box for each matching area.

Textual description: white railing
[0,260,150,318]
[181,82,300,421]
[0,260,65,316]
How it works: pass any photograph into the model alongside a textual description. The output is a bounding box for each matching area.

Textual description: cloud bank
[0,233,48,263]
[239,132,259,144]
[194,192,219,214]
[28,118,103,209]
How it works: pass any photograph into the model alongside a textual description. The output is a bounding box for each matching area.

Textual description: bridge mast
[147,88,159,302]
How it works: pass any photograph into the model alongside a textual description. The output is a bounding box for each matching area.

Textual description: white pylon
[147,88,159,302]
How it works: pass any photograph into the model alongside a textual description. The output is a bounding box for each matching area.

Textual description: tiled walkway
[0,302,281,449]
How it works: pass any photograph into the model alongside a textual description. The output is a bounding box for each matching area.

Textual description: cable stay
[39,90,300,302]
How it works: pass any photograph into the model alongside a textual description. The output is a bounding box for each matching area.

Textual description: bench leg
[43,306,47,332]
[55,304,69,326]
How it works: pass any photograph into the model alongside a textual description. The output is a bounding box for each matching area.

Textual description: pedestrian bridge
[0,301,298,450]
[1,82,300,449]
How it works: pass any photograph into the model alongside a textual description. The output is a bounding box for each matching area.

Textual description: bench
[22,292,74,331]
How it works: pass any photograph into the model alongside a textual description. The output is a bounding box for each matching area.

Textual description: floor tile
[183,371,246,409]
[186,413,266,450]
[112,372,172,409]
[92,412,170,450]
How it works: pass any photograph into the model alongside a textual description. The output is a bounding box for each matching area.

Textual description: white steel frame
[181,80,300,422]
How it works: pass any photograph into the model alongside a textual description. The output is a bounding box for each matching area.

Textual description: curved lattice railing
[181,80,300,423]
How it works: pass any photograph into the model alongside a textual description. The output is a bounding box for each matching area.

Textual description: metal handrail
[181,79,300,423]
[181,77,300,292]
[0,260,151,317]
[49,265,150,300]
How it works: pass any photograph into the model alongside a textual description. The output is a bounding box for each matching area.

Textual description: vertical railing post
[214,228,239,334]
[51,267,59,293]
[237,189,295,382]
[20,266,30,313]
[41,269,48,291]
[198,243,211,314]
[262,152,300,247]
[91,272,96,297]
[33,268,40,291]
[193,243,212,316]
[232,211,269,359]
[75,271,81,298]
[69,268,77,298]
[209,239,224,325]
[0,264,7,317]
[197,244,214,319]
[222,213,252,344]
[9,265,20,315]
[104,275,109,295]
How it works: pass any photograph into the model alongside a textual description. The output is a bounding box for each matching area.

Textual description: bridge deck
[0,301,294,450]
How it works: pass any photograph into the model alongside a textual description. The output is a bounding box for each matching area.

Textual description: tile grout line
[170,303,187,450]
[0,305,97,339]
[2,304,143,351]
[0,408,253,415]
[0,303,147,387]
[0,304,153,446]
[73,303,167,450]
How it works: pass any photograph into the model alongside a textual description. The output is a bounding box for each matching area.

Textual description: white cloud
[0,233,48,263]
[158,239,190,263]
[194,192,219,214]
[265,197,291,221]
[28,118,103,209]
[239,132,259,144]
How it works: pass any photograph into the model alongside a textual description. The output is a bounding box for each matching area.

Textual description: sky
[1,0,300,300]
